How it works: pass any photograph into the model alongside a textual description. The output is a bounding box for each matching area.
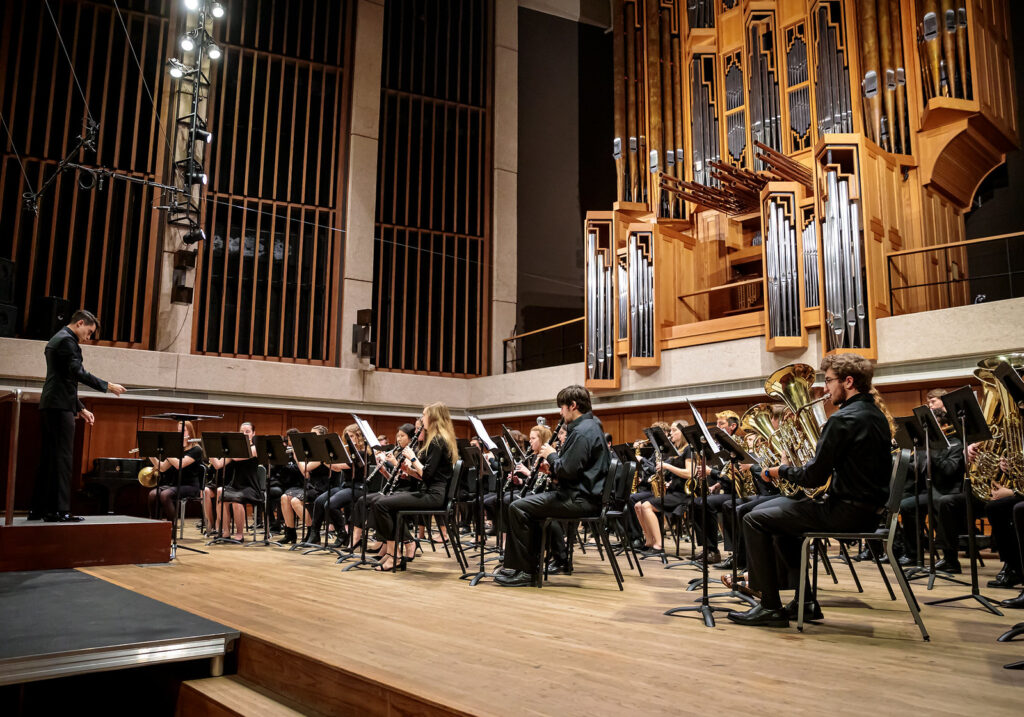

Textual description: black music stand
[289,432,331,551]
[142,411,222,559]
[926,386,1002,615]
[993,362,1024,659]
[705,427,759,607]
[302,433,350,556]
[201,432,252,546]
[250,435,289,548]
[136,430,184,527]
[490,434,519,570]
[340,414,384,570]
[665,412,733,627]
[896,411,966,588]
[463,414,501,584]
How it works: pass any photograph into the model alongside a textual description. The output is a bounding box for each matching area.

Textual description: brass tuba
[967,355,1024,500]
[740,403,803,497]
[764,363,831,499]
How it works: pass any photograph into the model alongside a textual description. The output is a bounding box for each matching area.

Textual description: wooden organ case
[583,0,1017,388]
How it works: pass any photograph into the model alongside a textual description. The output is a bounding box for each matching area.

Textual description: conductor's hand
[107,382,126,396]
[538,444,555,459]
[78,408,95,425]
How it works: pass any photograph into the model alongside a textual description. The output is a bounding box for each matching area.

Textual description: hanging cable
[0,109,35,193]
[43,0,95,123]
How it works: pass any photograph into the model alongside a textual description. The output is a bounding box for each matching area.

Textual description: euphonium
[764,363,831,499]
[740,403,803,497]
[968,358,1024,500]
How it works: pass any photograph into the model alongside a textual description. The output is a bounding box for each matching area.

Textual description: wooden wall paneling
[80,403,143,475]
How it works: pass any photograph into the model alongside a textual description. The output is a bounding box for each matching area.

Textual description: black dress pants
[731,494,783,568]
[691,492,727,548]
[933,491,985,559]
[31,409,76,515]
[371,484,446,541]
[503,491,600,574]
[743,497,880,609]
[986,494,1024,571]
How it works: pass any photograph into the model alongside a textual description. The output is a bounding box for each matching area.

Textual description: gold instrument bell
[137,465,158,487]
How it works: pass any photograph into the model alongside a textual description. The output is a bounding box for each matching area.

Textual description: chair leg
[798,538,812,632]
[601,525,624,590]
[839,542,864,593]
[537,520,548,588]
[816,540,839,584]
[867,541,896,600]
[886,541,930,641]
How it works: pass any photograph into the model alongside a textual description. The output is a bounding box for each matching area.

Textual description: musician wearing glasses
[496,385,609,587]
[729,354,892,627]
[349,423,418,555]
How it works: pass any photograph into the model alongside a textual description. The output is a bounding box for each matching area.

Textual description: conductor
[28,310,126,522]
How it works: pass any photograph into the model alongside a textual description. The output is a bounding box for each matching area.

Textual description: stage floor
[82,526,1024,716]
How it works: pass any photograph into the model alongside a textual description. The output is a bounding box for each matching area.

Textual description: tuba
[740,403,803,497]
[967,355,1024,500]
[764,363,831,499]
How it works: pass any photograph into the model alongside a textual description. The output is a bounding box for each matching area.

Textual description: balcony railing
[502,317,584,373]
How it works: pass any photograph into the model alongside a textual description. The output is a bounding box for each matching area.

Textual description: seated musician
[729,353,892,627]
[370,404,458,571]
[897,389,964,566]
[625,423,664,546]
[634,420,694,556]
[483,424,551,544]
[306,424,371,547]
[496,385,609,587]
[146,420,204,522]
[267,428,303,531]
[349,423,418,554]
[691,410,742,566]
[994,458,1024,608]
[279,425,332,544]
[212,421,262,543]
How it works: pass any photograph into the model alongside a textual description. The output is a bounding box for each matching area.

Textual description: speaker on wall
[28,296,73,340]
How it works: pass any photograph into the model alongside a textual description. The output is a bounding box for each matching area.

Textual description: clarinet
[382,428,422,495]
[531,418,565,494]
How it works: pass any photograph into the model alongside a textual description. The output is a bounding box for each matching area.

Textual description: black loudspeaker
[0,258,13,304]
[0,303,16,337]
[29,296,73,340]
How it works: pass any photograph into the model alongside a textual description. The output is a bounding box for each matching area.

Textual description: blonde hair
[869,388,897,438]
[421,402,458,465]
[531,424,553,444]
[344,423,365,449]
[312,425,328,435]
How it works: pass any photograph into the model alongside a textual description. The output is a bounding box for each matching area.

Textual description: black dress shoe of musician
[632,538,646,549]
[1000,591,1024,609]
[495,570,535,587]
[304,530,321,545]
[934,558,962,574]
[545,560,568,576]
[784,599,824,622]
[27,511,45,520]
[281,527,297,544]
[726,604,790,628]
[495,567,516,578]
[897,555,913,567]
[713,555,735,570]
[988,568,1023,589]
[44,512,84,522]
[855,547,872,562]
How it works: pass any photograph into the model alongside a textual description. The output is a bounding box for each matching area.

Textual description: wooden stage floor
[82,526,1024,716]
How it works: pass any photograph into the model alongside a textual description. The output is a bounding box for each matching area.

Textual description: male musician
[729,354,892,627]
[29,310,126,522]
[692,410,742,566]
[496,385,610,587]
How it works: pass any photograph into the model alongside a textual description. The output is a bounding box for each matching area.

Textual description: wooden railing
[502,317,584,373]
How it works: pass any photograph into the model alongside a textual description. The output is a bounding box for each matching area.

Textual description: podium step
[177,675,319,717]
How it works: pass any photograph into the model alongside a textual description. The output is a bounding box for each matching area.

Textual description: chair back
[600,456,621,507]
[883,449,912,536]
[256,465,267,492]
[444,460,465,508]
[612,459,637,506]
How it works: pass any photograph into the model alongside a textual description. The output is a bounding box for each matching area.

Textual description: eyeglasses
[824,376,840,385]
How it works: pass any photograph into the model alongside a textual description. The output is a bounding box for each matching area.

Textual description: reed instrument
[530,418,564,494]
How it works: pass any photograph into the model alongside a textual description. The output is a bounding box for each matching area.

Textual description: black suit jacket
[39,327,108,413]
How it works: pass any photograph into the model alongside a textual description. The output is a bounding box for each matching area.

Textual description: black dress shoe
[44,513,84,522]
[934,558,962,574]
[1001,591,1024,609]
[726,603,790,627]
[495,570,535,587]
[785,599,824,621]
[495,567,516,577]
[713,555,735,570]
[897,555,913,567]
[855,548,872,562]
[988,568,1023,589]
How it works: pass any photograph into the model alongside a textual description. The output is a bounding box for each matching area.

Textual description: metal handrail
[3,389,23,526]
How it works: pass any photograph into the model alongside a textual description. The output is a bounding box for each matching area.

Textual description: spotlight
[207,43,222,60]
[184,0,200,10]
[194,129,213,144]
[167,59,185,78]
[211,2,225,18]
[182,227,206,245]
[183,163,208,186]
[180,34,195,52]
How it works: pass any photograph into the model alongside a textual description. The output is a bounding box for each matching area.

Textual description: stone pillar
[339,0,386,370]
[491,0,519,375]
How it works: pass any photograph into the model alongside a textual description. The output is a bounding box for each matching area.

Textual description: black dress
[370,437,454,541]
[158,446,206,497]
[222,455,262,504]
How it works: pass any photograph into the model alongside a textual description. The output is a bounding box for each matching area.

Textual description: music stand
[142,411,222,559]
[463,414,500,584]
[897,411,966,588]
[202,432,253,546]
[301,433,350,556]
[926,386,1002,615]
[288,432,332,550]
[704,427,759,608]
[341,414,383,570]
[250,435,290,548]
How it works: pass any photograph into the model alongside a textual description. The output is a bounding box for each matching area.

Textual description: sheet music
[350,414,381,448]
[687,399,720,455]
[466,414,498,451]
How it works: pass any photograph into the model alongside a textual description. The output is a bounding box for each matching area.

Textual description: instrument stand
[141,411,222,560]
[339,414,386,570]
[925,387,1003,616]
[287,432,331,551]
[704,429,758,607]
[201,432,253,546]
[665,421,732,627]
[303,433,350,557]
[896,412,968,588]
[460,429,507,585]
[249,435,289,548]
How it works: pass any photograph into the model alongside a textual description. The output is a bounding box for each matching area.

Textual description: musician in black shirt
[147,420,204,522]
[729,354,892,627]
[280,425,332,544]
[497,385,610,587]
[634,421,695,555]
[214,422,262,543]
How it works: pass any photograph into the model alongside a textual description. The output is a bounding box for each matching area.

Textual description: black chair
[537,457,624,589]
[394,460,468,574]
[796,449,929,640]
[604,459,644,576]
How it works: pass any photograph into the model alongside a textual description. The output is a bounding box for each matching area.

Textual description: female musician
[280,425,334,544]
[349,423,418,553]
[146,420,204,522]
[208,421,262,543]
[634,420,695,555]
[483,424,551,536]
[202,422,257,536]
[371,403,457,571]
[305,424,368,546]
[267,428,303,531]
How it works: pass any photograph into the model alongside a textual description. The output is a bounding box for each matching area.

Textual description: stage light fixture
[183,162,208,186]
[184,0,200,10]
[180,34,195,52]
[207,43,222,60]
[194,129,213,144]
[211,3,225,18]
[167,59,185,78]
[182,227,206,245]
